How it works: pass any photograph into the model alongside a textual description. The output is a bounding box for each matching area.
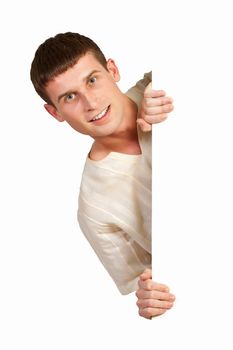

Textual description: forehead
[45,53,106,96]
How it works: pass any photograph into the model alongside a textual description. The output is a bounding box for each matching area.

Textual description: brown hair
[30,32,108,104]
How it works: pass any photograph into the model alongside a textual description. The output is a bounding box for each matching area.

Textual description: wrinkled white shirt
[78,72,152,294]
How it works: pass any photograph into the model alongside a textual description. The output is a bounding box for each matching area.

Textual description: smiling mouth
[89,105,110,122]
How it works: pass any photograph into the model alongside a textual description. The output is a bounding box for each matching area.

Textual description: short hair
[30,32,108,104]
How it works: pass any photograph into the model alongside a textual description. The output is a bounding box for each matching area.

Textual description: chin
[94,118,119,135]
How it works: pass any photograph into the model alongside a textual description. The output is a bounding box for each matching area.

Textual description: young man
[30,32,175,319]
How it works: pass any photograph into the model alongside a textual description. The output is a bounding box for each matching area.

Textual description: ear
[106,59,120,82]
[44,104,65,122]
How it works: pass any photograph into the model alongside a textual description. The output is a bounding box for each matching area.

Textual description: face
[44,52,125,138]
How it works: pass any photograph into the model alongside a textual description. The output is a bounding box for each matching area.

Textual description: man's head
[30,32,128,138]
[30,32,108,105]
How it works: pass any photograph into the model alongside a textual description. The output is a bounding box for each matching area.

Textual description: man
[30,32,175,319]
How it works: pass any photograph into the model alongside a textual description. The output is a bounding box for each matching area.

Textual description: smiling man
[30,32,175,319]
[43,52,140,158]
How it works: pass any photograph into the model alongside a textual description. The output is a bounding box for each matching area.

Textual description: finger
[144,96,173,108]
[136,119,152,132]
[139,268,152,281]
[142,113,168,124]
[137,298,174,310]
[143,103,174,117]
[138,279,170,292]
[136,289,175,301]
[139,307,166,319]
[142,111,172,124]
[144,88,166,99]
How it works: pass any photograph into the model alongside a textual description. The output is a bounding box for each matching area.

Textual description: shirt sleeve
[125,71,152,108]
[77,209,152,295]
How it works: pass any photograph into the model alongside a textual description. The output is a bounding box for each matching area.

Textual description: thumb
[144,82,153,98]
[140,268,152,281]
[137,118,152,132]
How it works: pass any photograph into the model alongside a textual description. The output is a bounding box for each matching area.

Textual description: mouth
[89,105,110,123]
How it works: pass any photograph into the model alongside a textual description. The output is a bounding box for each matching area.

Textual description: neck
[92,95,139,153]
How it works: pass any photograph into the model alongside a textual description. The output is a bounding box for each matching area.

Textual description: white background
[0,1,232,349]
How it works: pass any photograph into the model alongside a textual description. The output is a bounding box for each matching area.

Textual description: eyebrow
[57,69,101,103]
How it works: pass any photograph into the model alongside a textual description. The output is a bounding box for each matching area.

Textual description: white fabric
[77,72,152,295]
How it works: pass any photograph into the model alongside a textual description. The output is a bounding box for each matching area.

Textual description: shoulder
[125,71,152,107]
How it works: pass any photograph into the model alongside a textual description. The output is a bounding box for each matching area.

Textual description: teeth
[92,106,108,121]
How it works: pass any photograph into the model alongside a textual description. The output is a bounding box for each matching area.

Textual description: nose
[82,91,99,111]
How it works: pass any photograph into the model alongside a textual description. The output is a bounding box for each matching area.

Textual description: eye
[89,76,97,85]
[65,93,76,102]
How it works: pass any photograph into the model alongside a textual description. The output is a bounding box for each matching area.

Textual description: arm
[78,210,151,295]
[136,269,176,319]
[78,211,175,319]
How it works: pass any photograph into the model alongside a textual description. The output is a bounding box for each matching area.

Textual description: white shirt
[77,72,152,294]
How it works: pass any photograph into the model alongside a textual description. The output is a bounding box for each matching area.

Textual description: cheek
[62,104,82,121]
[104,82,120,96]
